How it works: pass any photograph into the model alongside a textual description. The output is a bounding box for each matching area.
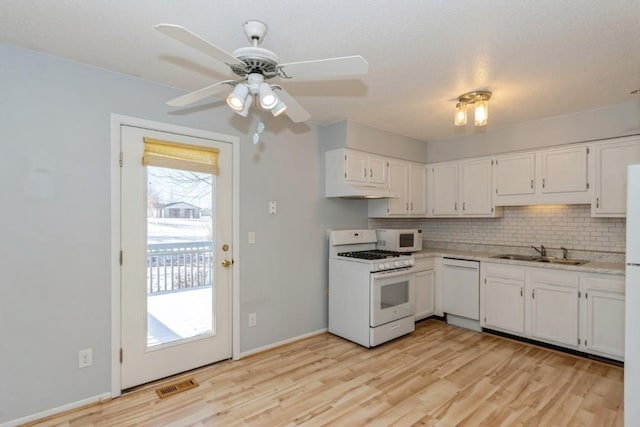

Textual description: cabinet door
[584,289,625,359]
[387,160,409,215]
[344,150,368,184]
[368,155,388,186]
[461,158,493,215]
[530,283,579,347]
[495,153,535,196]
[430,163,459,216]
[414,269,434,320]
[593,137,640,216]
[483,277,525,335]
[409,163,426,215]
[539,146,588,194]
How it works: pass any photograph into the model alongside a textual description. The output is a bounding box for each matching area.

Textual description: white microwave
[375,229,423,253]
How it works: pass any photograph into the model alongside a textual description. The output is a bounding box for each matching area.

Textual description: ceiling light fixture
[454,91,492,127]
[226,83,250,111]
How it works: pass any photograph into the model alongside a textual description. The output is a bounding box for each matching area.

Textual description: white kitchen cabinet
[495,145,591,206]
[538,145,589,195]
[344,149,388,186]
[414,257,435,320]
[581,273,625,360]
[368,160,426,217]
[429,162,459,216]
[426,159,502,218]
[591,135,640,217]
[495,152,536,197]
[460,158,495,216]
[529,268,580,348]
[481,263,526,335]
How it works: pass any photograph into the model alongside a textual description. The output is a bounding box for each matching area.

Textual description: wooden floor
[27,320,624,426]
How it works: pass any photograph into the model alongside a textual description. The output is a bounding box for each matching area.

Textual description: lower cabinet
[582,273,625,360]
[414,257,435,320]
[481,262,624,361]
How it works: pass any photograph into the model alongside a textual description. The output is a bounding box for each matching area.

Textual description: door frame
[110,114,240,398]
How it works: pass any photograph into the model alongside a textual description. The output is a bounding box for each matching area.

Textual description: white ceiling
[1,0,639,141]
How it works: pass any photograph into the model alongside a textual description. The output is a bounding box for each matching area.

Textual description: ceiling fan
[155,20,369,123]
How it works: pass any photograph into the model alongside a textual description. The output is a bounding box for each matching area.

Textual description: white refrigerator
[626,164,640,425]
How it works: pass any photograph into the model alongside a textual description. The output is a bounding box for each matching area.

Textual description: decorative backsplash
[369,204,626,261]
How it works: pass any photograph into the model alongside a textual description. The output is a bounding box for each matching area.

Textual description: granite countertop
[414,249,625,275]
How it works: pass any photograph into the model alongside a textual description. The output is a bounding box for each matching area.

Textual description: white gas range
[328,229,416,348]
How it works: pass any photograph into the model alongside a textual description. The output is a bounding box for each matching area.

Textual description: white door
[431,163,459,216]
[483,277,525,334]
[460,158,493,215]
[409,163,426,216]
[120,125,232,389]
[539,146,588,194]
[495,153,535,196]
[387,160,409,215]
[530,283,579,347]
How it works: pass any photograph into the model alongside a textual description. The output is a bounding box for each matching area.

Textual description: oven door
[370,268,415,327]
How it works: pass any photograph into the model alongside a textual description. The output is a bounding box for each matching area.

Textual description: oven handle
[372,267,414,279]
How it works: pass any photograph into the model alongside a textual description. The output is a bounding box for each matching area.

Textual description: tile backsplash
[369,204,626,259]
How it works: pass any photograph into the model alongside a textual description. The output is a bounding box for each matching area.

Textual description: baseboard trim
[239,328,328,359]
[2,392,111,427]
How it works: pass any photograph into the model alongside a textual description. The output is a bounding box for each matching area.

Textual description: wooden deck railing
[147,241,213,294]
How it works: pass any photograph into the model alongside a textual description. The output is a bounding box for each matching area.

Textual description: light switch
[248,231,256,244]
[268,201,277,214]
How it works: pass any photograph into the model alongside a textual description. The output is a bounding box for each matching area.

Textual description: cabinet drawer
[414,257,434,271]
[583,273,625,294]
[529,268,579,287]
[483,263,525,281]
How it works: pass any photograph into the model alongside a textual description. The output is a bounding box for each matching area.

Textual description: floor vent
[155,378,199,399]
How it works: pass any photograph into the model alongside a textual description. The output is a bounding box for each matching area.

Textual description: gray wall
[0,43,367,423]
[427,100,640,162]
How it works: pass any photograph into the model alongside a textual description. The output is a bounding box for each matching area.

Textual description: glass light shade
[259,83,278,110]
[235,94,253,117]
[454,102,467,126]
[226,84,249,111]
[474,96,489,126]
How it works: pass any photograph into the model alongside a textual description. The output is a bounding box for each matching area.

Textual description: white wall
[0,43,368,423]
[319,120,428,162]
[427,101,640,163]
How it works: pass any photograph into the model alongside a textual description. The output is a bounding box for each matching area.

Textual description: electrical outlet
[249,313,257,327]
[268,201,277,214]
[248,231,256,244]
[78,348,92,368]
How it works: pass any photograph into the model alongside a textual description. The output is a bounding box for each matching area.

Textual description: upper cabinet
[326,149,397,198]
[495,145,590,206]
[495,152,535,197]
[426,158,502,218]
[368,160,426,217]
[590,135,640,217]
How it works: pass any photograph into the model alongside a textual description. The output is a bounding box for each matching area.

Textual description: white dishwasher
[442,257,481,331]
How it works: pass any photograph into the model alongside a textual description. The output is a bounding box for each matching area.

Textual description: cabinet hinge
[495,159,498,165]
[120,348,123,364]
[484,316,486,323]
[578,291,581,298]
[491,160,494,166]
[491,207,494,213]
[119,250,123,265]
[578,338,581,345]
[585,292,588,299]
[484,278,487,284]
[585,340,587,346]
[586,182,590,189]
[495,188,498,194]
[586,147,590,155]
[119,152,124,167]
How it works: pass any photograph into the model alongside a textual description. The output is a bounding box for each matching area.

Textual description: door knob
[221,259,232,268]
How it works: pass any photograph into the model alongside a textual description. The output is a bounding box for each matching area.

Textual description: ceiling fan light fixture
[259,83,278,110]
[454,91,492,127]
[454,102,467,126]
[234,93,253,117]
[227,83,250,111]
[271,99,287,117]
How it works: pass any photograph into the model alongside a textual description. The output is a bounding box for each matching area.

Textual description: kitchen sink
[491,254,589,266]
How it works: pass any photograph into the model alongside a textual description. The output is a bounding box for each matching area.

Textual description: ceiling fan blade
[154,24,245,66]
[166,80,235,107]
[276,88,311,123]
[278,55,369,80]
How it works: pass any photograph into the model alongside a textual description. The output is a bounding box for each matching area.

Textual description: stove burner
[337,250,403,260]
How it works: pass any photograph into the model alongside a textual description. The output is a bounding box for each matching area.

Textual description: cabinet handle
[370,168,373,178]
[530,179,534,189]
[542,178,546,188]
[520,287,523,297]
[463,202,466,211]
[410,202,414,211]
[596,197,600,209]
[406,202,409,212]
[363,168,367,178]
[532,289,535,299]
[454,202,458,211]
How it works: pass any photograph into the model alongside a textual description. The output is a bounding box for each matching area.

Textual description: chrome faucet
[560,247,569,259]
[531,245,546,257]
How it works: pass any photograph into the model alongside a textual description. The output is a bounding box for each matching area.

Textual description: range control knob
[385,262,394,269]
[378,263,386,270]
[394,261,402,267]
[403,260,411,266]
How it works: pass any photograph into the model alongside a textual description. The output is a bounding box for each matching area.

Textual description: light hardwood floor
[26,320,623,426]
